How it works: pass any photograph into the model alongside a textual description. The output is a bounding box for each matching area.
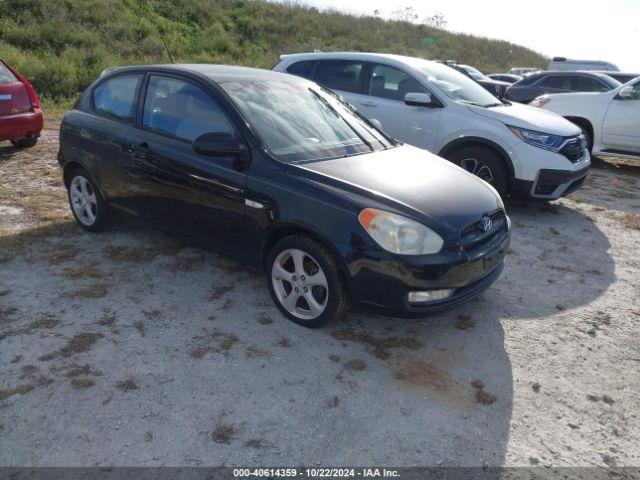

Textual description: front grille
[560,135,586,163]
[460,210,507,249]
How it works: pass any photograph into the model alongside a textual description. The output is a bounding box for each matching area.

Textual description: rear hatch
[0,62,32,116]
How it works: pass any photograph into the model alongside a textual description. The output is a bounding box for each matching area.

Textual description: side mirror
[617,86,634,100]
[404,92,439,108]
[369,118,383,130]
[193,132,246,157]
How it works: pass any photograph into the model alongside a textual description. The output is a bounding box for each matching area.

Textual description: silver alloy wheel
[461,157,494,184]
[271,248,329,320]
[69,175,98,226]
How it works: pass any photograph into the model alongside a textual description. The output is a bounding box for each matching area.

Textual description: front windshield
[461,65,486,81]
[412,60,500,107]
[220,79,394,163]
[595,73,622,89]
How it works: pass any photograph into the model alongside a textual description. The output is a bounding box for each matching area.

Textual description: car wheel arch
[438,137,515,182]
[260,222,350,288]
[564,116,594,151]
[62,161,106,200]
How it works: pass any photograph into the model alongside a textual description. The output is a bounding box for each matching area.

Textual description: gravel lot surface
[1,124,639,467]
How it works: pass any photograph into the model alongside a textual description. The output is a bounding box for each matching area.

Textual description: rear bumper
[341,225,511,318]
[0,109,43,141]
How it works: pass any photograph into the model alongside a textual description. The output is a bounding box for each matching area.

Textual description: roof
[279,51,435,65]
[100,64,300,83]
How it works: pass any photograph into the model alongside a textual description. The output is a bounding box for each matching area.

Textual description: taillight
[4,62,40,109]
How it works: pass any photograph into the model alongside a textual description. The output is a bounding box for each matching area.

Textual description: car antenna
[160,34,175,64]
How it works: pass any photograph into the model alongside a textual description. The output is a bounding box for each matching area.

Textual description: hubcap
[271,248,328,320]
[460,157,494,184]
[70,175,98,226]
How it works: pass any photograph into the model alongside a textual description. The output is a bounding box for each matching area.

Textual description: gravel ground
[0,125,639,467]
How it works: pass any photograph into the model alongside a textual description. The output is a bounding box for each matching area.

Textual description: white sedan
[531,78,640,159]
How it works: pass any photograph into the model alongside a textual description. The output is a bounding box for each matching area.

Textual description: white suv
[530,78,640,159]
[274,52,591,200]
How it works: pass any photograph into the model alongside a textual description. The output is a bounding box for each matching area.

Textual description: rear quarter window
[315,60,364,94]
[92,75,142,121]
[286,60,316,79]
[0,62,18,83]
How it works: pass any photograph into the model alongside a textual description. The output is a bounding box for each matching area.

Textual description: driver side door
[123,74,251,260]
[602,81,640,153]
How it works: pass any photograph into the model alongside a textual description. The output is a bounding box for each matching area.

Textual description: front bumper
[0,109,43,141]
[511,164,590,200]
[508,139,591,200]
[341,222,511,318]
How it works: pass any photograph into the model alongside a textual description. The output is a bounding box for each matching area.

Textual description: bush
[0,0,547,102]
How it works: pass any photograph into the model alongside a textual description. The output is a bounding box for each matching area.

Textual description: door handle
[361,101,378,107]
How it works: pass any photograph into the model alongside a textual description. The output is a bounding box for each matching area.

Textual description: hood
[467,101,581,136]
[294,145,502,238]
[479,78,510,87]
[538,90,613,102]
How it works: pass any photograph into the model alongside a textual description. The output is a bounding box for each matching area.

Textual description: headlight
[357,208,444,255]
[530,96,550,108]
[508,125,564,151]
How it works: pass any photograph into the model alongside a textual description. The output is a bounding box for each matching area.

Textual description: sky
[272,0,640,72]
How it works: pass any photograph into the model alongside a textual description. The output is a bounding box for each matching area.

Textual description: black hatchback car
[59,65,510,327]
[504,71,622,104]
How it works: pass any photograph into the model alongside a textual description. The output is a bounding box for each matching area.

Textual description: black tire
[266,235,349,328]
[66,167,112,232]
[11,137,38,149]
[446,145,509,198]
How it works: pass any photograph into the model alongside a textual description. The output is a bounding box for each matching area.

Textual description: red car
[0,60,43,148]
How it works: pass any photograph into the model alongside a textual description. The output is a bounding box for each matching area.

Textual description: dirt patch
[29,314,59,330]
[617,212,640,230]
[39,332,103,361]
[218,334,239,354]
[344,359,367,371]
[0,384,35,402]
[64,283,109,299]
[455,314,475,330]
[256,312,273,325]
[71,378,95,389]
[167,253,205,272]
[210,284,235,301]
[212,424,235,444]
[116,378,138,392]
[97,313,116,327]
[47,248,79,265]
[471,379,497,405]
[330,329,423,360]
[61,263,105,279]
[246,345,273,358]
[103,243,183,263]
[393,358,471,407]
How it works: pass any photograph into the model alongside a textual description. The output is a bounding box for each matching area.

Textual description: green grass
[1,0,547,104]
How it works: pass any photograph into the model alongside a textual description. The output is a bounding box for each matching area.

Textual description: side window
[142,76,234,142]
[93,75,142,121]
[315,60,364,93]
[632,82,640,100]
[368,64,427,101]
[286,61,315,79]
[0,62,18,83]
[571,76,609,92]
[539,75,570,90]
